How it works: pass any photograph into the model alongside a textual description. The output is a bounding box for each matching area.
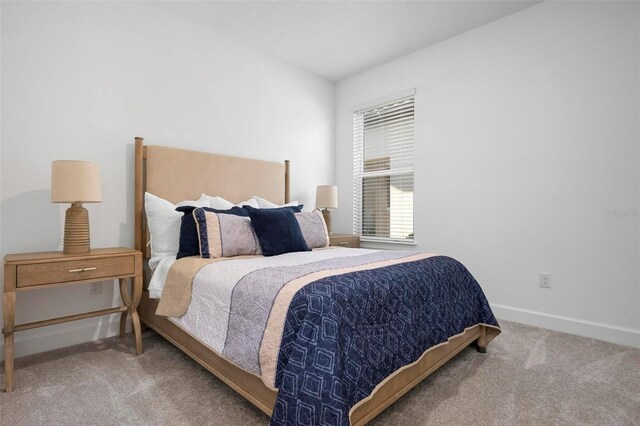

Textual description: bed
[133,137,500,425]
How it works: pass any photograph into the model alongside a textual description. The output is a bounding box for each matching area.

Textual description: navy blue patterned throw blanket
[270,255,499,426]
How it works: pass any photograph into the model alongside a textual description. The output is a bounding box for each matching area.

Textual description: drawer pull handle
[68,267,97,273]
[339,241,349,246]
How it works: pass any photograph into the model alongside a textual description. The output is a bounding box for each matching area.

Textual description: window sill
[360,238,417,247]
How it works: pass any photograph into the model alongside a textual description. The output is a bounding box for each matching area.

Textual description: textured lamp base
[321,208,333,235]
[63,202,91,254]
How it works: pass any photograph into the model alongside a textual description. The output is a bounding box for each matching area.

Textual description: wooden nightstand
[329,234,361,248]
[2,247,143,392]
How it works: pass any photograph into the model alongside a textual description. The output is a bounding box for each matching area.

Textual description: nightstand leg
[119,311,128,338]
[3,334,13,393]
[130,276,143,355]
[3,292,15,393]
[118,278,130,338]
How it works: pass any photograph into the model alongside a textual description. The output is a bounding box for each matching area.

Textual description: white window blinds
[353,94,414,243]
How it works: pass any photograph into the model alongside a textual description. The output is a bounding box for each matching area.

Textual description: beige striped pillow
[295,210,330,249]
[193,208,262,258]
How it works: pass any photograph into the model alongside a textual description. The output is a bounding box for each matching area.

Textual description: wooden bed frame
[134,137,498,425]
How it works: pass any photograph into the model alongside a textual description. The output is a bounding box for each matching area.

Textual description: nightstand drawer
[16,256,135,288]
[330,235,360,248]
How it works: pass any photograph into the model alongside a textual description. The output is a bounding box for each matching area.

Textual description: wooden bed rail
[134,137,144,254]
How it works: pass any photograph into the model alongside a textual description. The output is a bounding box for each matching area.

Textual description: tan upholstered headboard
[134,137,290,259]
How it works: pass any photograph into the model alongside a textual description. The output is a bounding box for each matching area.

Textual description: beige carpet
[1,320,638,425]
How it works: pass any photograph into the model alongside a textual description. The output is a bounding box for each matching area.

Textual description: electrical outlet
[90,282,102,295]
[539,273,551,289]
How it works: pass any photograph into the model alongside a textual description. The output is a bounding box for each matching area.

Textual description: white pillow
[205,195,259,209]
[176,193,209,208]
[239,198,260,208]
[252,196,300,209]
[144,192,208,269]
[206,195,234,210]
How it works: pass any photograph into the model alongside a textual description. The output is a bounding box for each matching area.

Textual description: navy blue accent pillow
[257,204,304,213]
[285,204,303,213]
[175,206,249,259]
[244,205,310,256]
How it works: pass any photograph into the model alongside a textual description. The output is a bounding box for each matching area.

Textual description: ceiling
[155,1,541,82]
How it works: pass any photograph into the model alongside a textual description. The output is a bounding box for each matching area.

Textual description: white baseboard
[0,315,130,361]
[491,304,640,348]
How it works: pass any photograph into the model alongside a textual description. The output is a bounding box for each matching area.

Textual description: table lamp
[316,185,338,235]
[51,160,102,254]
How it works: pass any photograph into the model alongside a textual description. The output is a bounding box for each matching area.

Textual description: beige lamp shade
[316,185,338,209]
[51,160,102,203]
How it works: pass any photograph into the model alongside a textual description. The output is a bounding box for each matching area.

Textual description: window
[353,93,414,243]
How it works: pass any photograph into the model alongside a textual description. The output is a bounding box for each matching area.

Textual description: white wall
[0,1,334,358]
[335,1,640,347]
